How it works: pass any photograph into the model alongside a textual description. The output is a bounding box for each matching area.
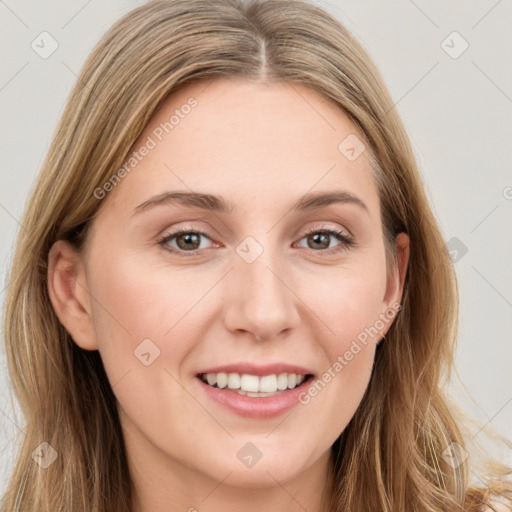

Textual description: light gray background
[1,0,511,493]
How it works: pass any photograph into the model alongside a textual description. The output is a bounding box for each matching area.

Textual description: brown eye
[296,227,354,254]
[157,226,354,257]
[159,228,215,255]
[306,232,331,250]
[175,232,201,250]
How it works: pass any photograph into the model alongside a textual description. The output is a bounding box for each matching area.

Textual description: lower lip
[196,375,314,419]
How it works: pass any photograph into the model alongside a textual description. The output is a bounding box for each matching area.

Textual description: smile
[199,371,308,395]
[196,372,315,419]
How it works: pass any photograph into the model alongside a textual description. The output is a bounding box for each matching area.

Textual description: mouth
[196,371,315,397]
[195,371,316,418]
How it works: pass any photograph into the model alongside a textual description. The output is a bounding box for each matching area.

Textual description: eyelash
[157,225,355,257]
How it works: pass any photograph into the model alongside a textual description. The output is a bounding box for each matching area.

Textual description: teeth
[241,374,260,392]
[216,373,227,389]
[259,374,277,393]
[201,372,307,393]
[227,373,241,389]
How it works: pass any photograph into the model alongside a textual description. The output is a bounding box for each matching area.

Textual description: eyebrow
[132,190,369,217]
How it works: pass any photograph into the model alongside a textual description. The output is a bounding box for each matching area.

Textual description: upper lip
[196,362,315,377]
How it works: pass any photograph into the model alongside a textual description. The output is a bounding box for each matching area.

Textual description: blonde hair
[2,0,511,510]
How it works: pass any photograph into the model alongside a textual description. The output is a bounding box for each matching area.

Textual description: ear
[381,232,410,325]
[47,240,98,350]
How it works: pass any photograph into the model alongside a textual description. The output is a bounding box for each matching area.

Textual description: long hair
[2,0,511,510]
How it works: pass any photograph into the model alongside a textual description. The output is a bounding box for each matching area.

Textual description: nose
[222,248,301,342]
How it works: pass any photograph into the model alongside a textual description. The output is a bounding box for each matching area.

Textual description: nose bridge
[223,234,300,340]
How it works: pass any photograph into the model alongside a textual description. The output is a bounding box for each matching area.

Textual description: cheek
[88,243,204,336]
[85,248,207,437]
[288,260,388,426]
[302,261,387,370]
[85,244,209,389]
[296,260,387,352]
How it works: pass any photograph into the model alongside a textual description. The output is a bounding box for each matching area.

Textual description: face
[49,78,408,499]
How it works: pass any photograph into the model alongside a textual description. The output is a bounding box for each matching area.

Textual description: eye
[158,228,216,255]
[157,225,355,256]
[295,226,354,255]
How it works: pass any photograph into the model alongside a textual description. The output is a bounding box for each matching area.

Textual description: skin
[48,77,409,512]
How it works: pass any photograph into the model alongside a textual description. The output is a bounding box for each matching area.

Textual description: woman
[2,0,511,510]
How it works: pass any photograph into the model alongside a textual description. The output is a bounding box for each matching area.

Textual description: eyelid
[302,223,352,239]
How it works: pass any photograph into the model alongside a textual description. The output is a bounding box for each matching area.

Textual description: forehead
[101,77,380,220]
